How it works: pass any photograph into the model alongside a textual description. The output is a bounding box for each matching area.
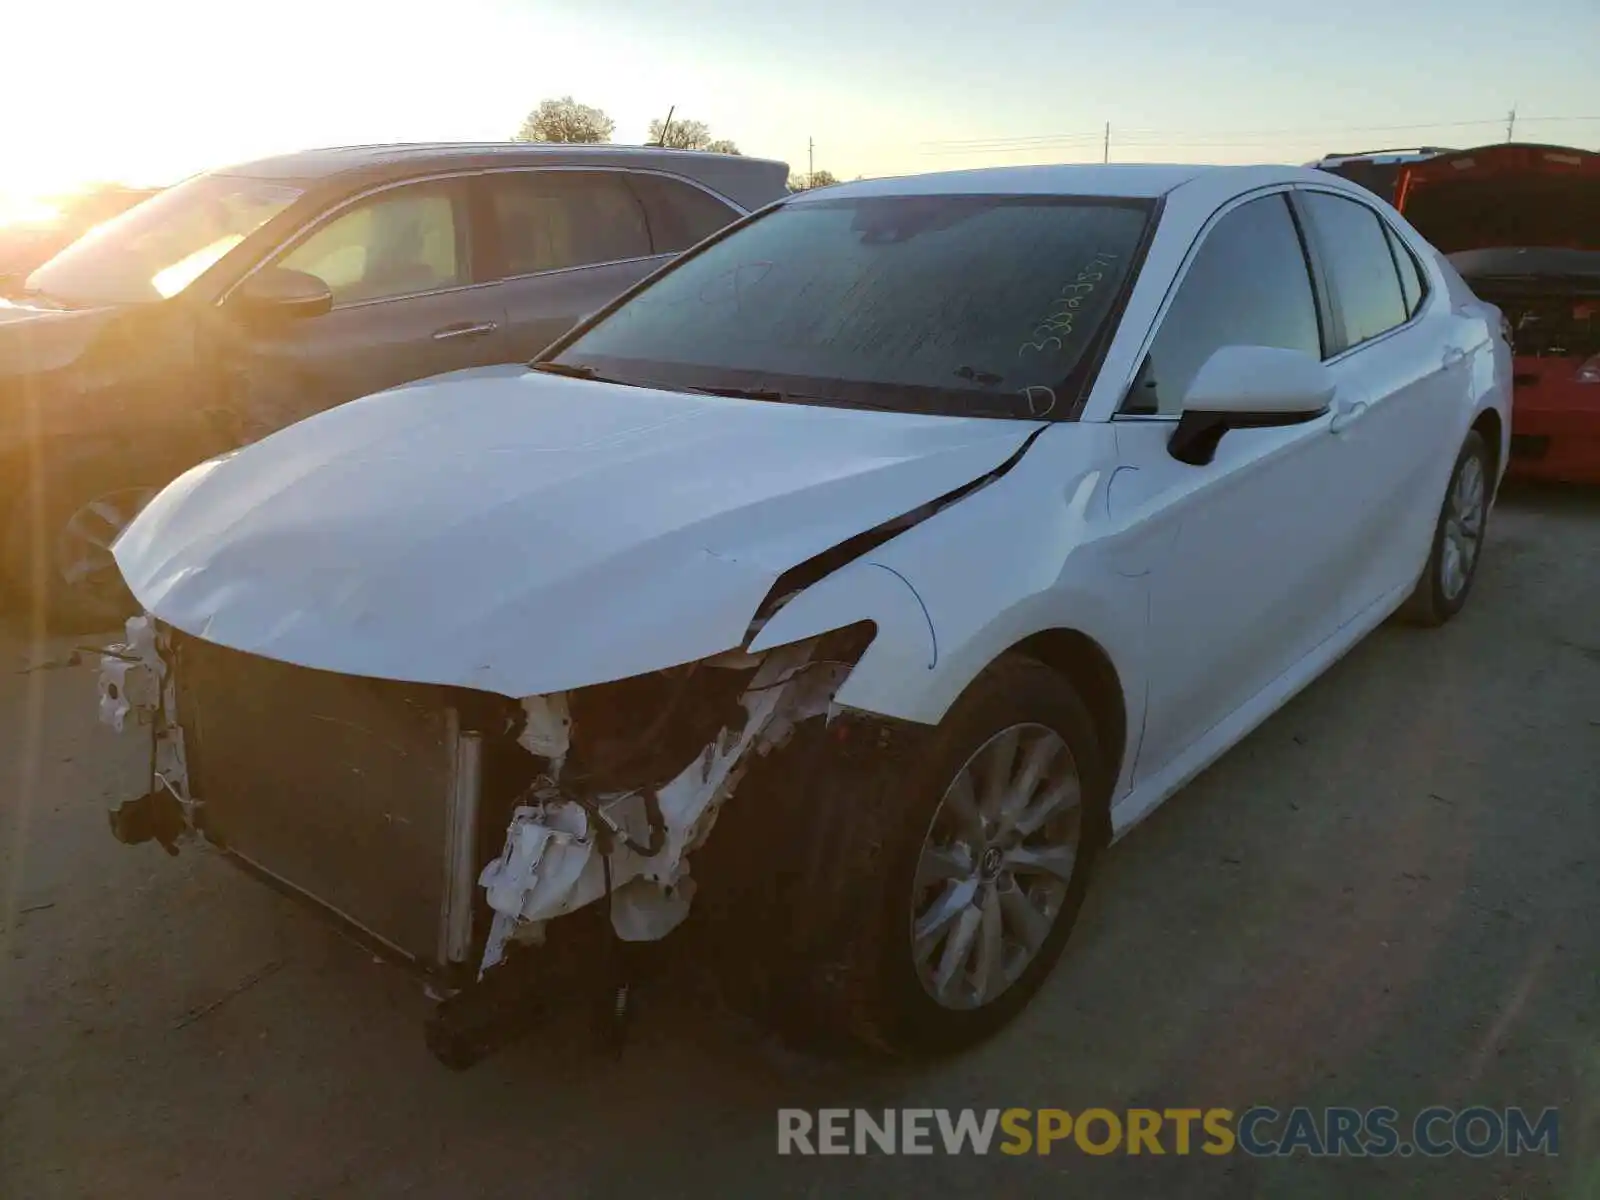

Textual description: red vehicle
[1396,143,1600,484]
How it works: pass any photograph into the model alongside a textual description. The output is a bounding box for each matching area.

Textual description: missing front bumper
[96,617,863,1064]
[100,620,499,976]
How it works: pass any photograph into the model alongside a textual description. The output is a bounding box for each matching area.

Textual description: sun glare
[0,195,65,230]
[150,235,244,298]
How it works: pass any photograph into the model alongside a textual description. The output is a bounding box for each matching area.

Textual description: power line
[918,114,1600,154]
[1109,116,1588,137]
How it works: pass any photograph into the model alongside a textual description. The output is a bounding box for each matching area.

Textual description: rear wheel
[1398,430,1490,627]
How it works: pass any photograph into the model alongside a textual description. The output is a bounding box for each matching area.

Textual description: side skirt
[1107,577,1413,841]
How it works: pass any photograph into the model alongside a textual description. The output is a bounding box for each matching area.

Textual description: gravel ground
[1,482,1596,1200]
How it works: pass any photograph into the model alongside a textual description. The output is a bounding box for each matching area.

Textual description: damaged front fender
[748,559,938,713]
[477,639,847,971]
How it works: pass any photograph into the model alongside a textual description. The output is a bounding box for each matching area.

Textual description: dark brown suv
[1,143,788,627]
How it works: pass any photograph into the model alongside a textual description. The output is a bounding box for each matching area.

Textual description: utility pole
[808,137,815,181]
[1505,104,1517,142]
[1103,122,1110,164]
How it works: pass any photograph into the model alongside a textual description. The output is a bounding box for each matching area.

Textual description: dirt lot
[1,484,1596,1199]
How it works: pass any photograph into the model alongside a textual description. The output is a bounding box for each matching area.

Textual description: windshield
[25,174,303,306]
[551,193,1154,419]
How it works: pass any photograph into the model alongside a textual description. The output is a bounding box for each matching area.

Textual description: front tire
[1398,430,1491,628]
[763,655,1110,1056]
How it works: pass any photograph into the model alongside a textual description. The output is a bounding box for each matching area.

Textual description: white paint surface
[111,162,1513,866]
[113,370,1038,696]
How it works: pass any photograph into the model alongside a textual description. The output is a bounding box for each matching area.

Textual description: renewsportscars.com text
[776,1106,1560,1158]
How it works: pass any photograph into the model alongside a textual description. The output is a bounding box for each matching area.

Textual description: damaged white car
[99,163,1511,1067]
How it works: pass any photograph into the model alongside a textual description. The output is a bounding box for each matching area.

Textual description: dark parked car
[0,143,788,627]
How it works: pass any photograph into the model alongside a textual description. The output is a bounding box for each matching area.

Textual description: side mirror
[1168,345,1334,466]
[231,266,333,320]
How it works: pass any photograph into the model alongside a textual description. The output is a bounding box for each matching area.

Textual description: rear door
[1293,189,1466,614]
[220,177,509,441]
[477,169,745,359]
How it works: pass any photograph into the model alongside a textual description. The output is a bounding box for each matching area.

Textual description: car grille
[172,633,460,966]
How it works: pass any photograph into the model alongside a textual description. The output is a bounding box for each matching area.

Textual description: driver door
[1108,192,1370,787]
[216,177,508,443]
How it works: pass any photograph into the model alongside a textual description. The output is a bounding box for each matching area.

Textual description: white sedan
[101,162,1511,1065]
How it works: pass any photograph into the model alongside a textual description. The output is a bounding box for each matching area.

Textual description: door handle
[1329,399,1369,434]
[433,321,499,341]
[1441,346,1467,367]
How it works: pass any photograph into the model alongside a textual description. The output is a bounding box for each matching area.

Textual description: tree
[647,116,737,154]
[648,116,708,149]
[514,96,615,144]
[788,169,838,191]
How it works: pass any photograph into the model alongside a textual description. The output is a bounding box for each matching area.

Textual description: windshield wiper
[695,385,789,402]
[529,369,908,414]
[530,360,606,380]
[694,386,917,413]
[16,285,76,310]
[0,278,63,307]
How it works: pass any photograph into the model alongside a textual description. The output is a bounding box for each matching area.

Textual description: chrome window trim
[1110,184,1301,422]
[1290,185,1432,363]
[219,164,751,309]
[490,251,675,287]
[1110,181,1434,422]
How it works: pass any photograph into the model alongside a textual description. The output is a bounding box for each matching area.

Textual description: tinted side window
[487,171,651,277]
[1124,194,1321,416]
[628,174,742,254]
[1301,192,1408,351]
[278,184,465,305]
[1385,224,1426,317]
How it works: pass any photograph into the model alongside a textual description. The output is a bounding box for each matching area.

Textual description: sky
[2,0,1596,212]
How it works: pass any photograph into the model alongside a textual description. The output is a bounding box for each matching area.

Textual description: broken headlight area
[478,629,871,970]
[98,615,193,854]
[95,614,876,1063]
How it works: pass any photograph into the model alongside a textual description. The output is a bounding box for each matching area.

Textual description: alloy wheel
[909,723,1082,1011]
[1440,454,1485,601]
[54,486,155,607]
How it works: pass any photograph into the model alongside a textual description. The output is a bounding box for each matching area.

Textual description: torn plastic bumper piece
[108,787,188,855]
[476,639,846,972]
[100,615,198,852]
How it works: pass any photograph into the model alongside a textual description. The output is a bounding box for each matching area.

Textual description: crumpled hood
[116,367,1040,696]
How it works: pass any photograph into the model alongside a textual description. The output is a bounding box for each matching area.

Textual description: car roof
[790,162,1353,202]
[210,142,791,212]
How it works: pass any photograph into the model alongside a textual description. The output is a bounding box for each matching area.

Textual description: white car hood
[116,367,1041,696]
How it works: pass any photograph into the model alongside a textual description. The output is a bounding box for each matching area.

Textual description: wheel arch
[1470,406,1503,495]
[0,431,146,536]
[1004,628,1129,822]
